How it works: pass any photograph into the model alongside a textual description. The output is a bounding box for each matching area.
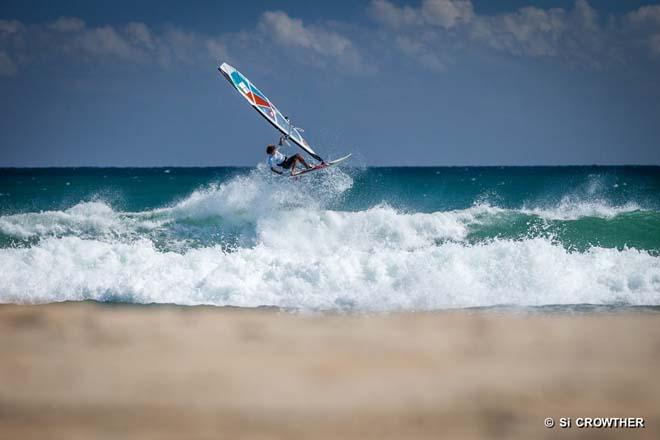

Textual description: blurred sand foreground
[0,303,658,439]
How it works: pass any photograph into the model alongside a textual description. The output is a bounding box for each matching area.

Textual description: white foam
[257,205,471,252]
[520,173,644,220]
[2,169,659,310]
[163,165,353,220]
[0,166,354,240]
[0,201,136,239]
[1,232,658,310]
[0,167,639,245]
[522,198,642,220]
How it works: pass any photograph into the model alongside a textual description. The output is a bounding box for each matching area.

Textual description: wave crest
[1,236,658,310]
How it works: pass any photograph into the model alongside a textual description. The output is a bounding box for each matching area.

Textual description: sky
[1,0,659,166]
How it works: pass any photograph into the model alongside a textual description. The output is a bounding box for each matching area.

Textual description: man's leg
[290,157,300,175]
[296,154,312,169]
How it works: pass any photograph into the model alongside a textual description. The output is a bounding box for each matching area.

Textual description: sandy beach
[0,303,658,439]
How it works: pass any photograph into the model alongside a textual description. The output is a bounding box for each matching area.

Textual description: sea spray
[1,235,658,310]
[1,166,659,310]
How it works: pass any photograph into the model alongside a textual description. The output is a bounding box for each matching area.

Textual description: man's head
[266,145,277,155]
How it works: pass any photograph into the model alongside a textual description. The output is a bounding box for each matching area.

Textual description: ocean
[1,165,659,311]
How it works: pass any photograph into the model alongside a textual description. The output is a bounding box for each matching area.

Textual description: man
[266,144,313,175]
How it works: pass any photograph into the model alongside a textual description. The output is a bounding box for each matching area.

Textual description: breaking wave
[1,166,659,311]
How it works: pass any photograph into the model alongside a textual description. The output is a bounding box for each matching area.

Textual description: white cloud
[48,17,86,32]
[126,22,155,50]
[368,0,424,28]
[0,11,368,76]
[471,6,569,57]
[623,5,660,57]
[0,17,233,75]
[396,35,446,70]
[260,11,351,57]
[574,0,598,31]
[2,2,659,78]
[368,0,475,69]
[368,0,472,29]
[0,51,17,76]
[76,26,141,60]
[470,0,606,60]
[0,19,24,35]
[205,39,228,61]
[422,0,474,29]
[160,28,196,65]
[651,34,660,54]
[368,0,622,69]
[624,5,660,26]
[258,10,369,71]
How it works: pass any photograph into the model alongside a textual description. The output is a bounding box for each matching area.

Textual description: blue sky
[1,0,659,166]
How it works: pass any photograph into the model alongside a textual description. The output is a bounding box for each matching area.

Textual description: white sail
[218,62,323,162]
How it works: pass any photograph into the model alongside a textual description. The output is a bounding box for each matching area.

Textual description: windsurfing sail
[218,62,323,162]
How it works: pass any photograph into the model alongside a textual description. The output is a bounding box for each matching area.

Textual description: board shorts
[277,155,297,169]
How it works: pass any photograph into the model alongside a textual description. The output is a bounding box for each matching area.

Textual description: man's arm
[271,167,283,175]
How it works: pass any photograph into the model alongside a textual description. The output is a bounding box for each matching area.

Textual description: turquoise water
[1,166,659,310]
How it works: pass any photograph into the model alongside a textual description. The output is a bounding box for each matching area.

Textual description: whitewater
[1,166,659,311]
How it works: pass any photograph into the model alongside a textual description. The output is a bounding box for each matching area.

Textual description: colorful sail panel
[218,63,323,162]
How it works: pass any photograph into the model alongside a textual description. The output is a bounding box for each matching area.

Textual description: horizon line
[1,164,660,170]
